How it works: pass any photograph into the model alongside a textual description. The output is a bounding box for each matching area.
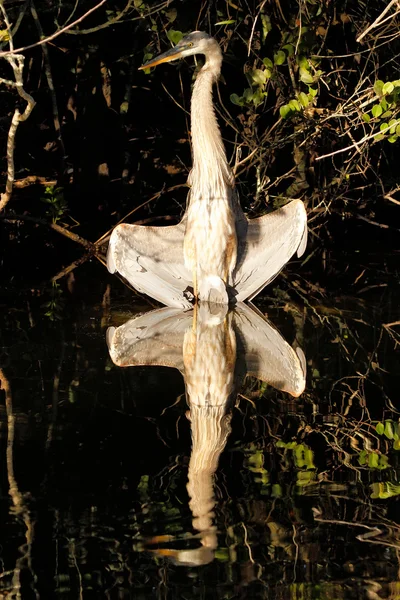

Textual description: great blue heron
[107,31,307,307]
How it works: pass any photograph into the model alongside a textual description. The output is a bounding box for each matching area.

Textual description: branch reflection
[107,302,306,566]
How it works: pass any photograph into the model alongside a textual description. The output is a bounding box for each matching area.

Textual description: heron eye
[187,42,193,48]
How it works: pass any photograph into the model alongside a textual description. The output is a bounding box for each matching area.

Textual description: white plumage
[107,32,307,307]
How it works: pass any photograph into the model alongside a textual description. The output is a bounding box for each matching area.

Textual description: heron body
[184,37,238,302]
[107,32,307,306]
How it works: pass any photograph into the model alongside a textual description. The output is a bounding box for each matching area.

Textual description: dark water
[0,249,399,599]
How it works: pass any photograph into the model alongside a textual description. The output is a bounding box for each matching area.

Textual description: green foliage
[40,186,67,223]
[370,482,400,499]
[276,441,316,471]
[375,420,400,449]
[244,445,270,494]
[358,450,389,470]
[41,282,65,321]
[167,29,183,45]
[280,88,316,119]
[273,50,286,66]
[215,20,235,26]
[230,66,271,107]
[230,13,321,116]
[362,79,400,143]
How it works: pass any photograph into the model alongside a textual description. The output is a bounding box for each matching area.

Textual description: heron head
[139,31,218,70]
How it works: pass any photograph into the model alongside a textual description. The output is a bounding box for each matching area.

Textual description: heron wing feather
[107,222,193,308]
[107,307,192,371]
[233,199,307,302]
[234,302,305,397]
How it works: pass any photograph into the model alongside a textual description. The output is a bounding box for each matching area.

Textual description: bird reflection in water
[107,302,306,566]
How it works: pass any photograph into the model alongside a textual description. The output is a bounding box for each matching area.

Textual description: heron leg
[192,302,198,332]
[193,267,198,301]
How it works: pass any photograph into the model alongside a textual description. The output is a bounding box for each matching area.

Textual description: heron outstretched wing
[107,302,305,396]
[107,306,192,371]
[107,221,193,308]
[233,200,307,302]
[233,302,306,397]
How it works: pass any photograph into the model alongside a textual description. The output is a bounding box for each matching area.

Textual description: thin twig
[30,2,66,174]
[357,0,400,43]
[316,119,400,161]
[0,0,108,58]
[0,213,99,251]
[0,4,36,210]
[94,183,187,245]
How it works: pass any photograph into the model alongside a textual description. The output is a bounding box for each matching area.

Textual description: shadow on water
[0,256,399,599]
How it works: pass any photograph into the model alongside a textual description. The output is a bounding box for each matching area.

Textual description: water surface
[0,254,399,599]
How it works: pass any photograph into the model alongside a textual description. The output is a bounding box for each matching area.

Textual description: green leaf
[374,79,384,95]
[396,124,400,136]
[308,86,318,97]
[362,113,371,123]
[279,104,292,119]
[260,14,272,41]
[358,450,367,465]
[297,55,308,68]
[274,50,286,65]
[230,93,244,106]
[263,57,273,69]
[214,548,230,561]
[298,92,309,107]
[380,98,388,111]
[374,133,385,141]
[164,8,177,22]
[381,110,393,118]
[215,19,235,25]
[167,29,184,45]
[382,81,394,95]
[289,99,301,111]
[384,421,394,439]
[282,44,294,57]
[376,422,385,435]
[243,87,253,101]
[368,453,379,468]
[271,484,282,498]
[299,67,314,84]
[252,87,266,106]
[389,119,397,134]
[251,69,267,85]
[371,104,382,118]
[380,122,389,133]
[388,135,398,143]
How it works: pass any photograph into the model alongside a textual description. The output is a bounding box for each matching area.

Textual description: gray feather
[107,222,193,308]
[107,306,192,371]
[233,200,307,302]
[107,302,305,398]
[233,303,306,397]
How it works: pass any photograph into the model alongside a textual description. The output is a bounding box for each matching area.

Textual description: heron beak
[149,548,179,558]
[139,45,185,70]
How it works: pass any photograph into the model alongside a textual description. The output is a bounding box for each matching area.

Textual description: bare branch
[0,0,108,58]
[316,120,400,161]
[30,1,66,172]
[0,2,36,210]
[357,0,400,43]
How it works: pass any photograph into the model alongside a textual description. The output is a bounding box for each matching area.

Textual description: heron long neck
[189,46,234,192]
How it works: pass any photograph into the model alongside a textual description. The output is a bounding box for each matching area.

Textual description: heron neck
[189,50,234,191]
